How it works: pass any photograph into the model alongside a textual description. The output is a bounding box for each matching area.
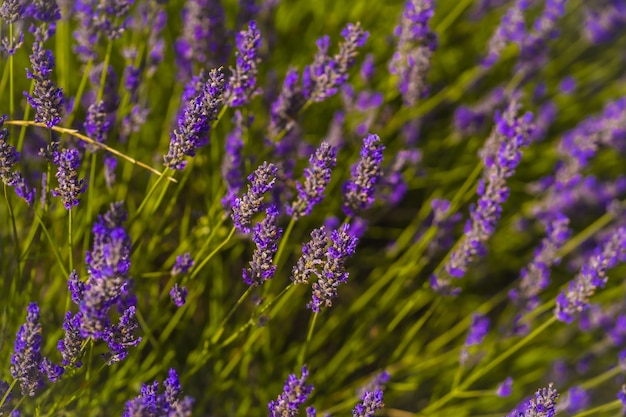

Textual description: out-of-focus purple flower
[510,213,571,313]
[433,101,533,294]
[465,313,490,346]
[559,386,588,413]
[506,384,558,417]
[28,0,61,22]
[288,142,337,219]
[52,148,86,210]
[555,226,626,323]
[169,284,188,307]
[175,0,231,79]
[618,385,626,406]
[389,0,437,105]
[343,134,385,217]
[358,371,390,398]
[559,77,576,94]
[268,366,314,417]
[0,0,26,55]
[303,22,369,103]
[231,161,277,233]
[58,311,83,367]
[352,389,385,417]
[242,204,283,286]
[25,41,64,128]
[583,3,626,44]
[122,369,194,417]
[483,0,530,68]
[529,101,556,142]
[84,100,111,147]
[227,20,262,107]
[11,303,45,396]
[497,377,513,397]
[454,86,506,135]
[0,379,11,412]
[172,253,194,276]
[222,111,246,210]
[379,149,420,206]
[360,53,375,82]
[269,68,306,138]
[309,224,359,312]
[0,116,35,205]
[164,68,226,170]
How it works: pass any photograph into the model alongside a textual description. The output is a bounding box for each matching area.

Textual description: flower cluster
[231,161,277,233]
[122,369,194,417]
[243,204,283,286]
[227,20,262,107]
[0,115,34,204]
[343,134,385,217]
[291,224,359,312]
[268,366,314,417]
[51,147,86,210]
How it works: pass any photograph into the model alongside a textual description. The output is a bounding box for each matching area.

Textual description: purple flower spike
[352,389,385,417]
[169,284,188,307]
[11,303,45,396]
[343,134,385,217]
[269,68,306,138]
[483,0,530,68]
[506,383,558,417]
[164,68,226,170]
[227,20,262,107]
[268,366,314,417]
[435,101,534,294]
[172,253,194,276]
[497,377,513,397]
[231,161,278,233]
[52,148,87,210]
[303,22,369,103]
[25,41,64,128]
[555,227,626,323]
[0,116,35,205]
[288,142,337,219]
[243,205,283,286]
[291,227,329,285]
[465,313,490,346]
[123,369,194,417]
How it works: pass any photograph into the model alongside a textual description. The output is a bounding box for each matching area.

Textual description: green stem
[190,226,236,280]
[573,401,621,417]
[297,311,319,365]
[66,59,93,128]
[210,286,254,344]
[97,41,113,103]
[68,208,74,272]
[4,185,22,293]
[0,378,16,409]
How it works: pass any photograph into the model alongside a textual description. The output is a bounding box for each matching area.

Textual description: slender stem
[275,217,296,267]
[97,41,113,103]
[68,208,74,273]
[0,371,16,409]
[66,58,93,128]
[190,226,236,280]
[4,185,22,292]
[210,286,254,345]
[297,311,319,365]
[573,401,621,417]
[5,120,177,182]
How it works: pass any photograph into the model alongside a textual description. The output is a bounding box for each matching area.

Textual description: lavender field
[1,0,626,416]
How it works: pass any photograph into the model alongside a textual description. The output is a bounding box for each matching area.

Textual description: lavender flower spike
[343,134,385,217]
[506,383,558,417]
[243,204,283,286]
[52,148,86,210]
[309,224,359,312]
[123,369,194,417]
[231,161,278,233]
[483,0,530,68]
[164,67,226,170]
[227,20,262,107]
[25,39,64,128]
[0,115,35,205]
[555,226,626,323]
[434,101,534,293]
[268,366,314,417]
[288,142,337,219]
[291,227,329,285]
[170,284,188,307]
[352,389,385,417]
[11,303,45,396]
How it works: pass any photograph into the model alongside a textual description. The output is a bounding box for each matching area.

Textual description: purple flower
[619,385,626,406]
[231,161,277,233]
[497,377,513,397]
[465,313,490,346]
[343,134,385,217]
[58,311,83,367]
[227,20,262,107]
[309,224,359,312]
[555,226,626,323]
[84,100,112,147]
[434,101,534,293]
[28,0,61,23]
[454,86,506,135]
[506,383,558,417]
[510,213,571,313]
[52,148,87,210]
[243,204,283,286]
[222,111,246,209]
[288,142,337,219]
[123,369,194,417]
[0,1,25,55]
[561,386,588,413]
[389,0,437,105]
[268,366,314,417]
[352,389,385,417]
[303,22,369,103]
[0,116,35,205]
[102,305,141,364]
[25,41,64,128]
[379,149,420,206]
[291,227,329,285]
[11,303,45,396]
[164,68,226,170]
[583,3,626,44]
[169,284,188,307]
[174,0,230,78]
[172,253,194,276]
[269,68,306,138]
[483,0,530,68]
[559,77,576,95]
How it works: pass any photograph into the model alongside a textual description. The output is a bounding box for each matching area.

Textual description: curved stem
[297,311,319,365]
[190,226,236,281]
[210,286,254,345]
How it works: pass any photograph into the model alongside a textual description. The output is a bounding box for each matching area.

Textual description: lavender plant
[2,1,626,416]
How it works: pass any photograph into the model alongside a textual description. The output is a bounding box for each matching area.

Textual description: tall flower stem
[190,226,236,281]
[4,184,21,295]
[210,286,254,345]
[297,311,319,365]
